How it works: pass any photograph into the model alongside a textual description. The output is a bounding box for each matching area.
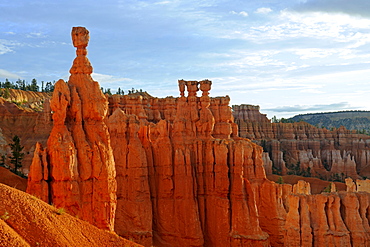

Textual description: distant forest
[0,78,146,97]
[288,111,370,135]
[101,87,146,96]
[0,79,54,92]
[292,110,370,117]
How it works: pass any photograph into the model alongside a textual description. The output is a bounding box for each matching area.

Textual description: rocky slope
[0,183,141,247]
[0,166,27,191]
[24,27,370,247]
[233,104,370,180]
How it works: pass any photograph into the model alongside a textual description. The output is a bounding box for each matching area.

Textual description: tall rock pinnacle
[27,27,117,231]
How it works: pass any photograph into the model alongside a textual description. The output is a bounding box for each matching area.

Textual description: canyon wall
[233,104,370,180]
[26,27,370,247]
[0,90,52,175]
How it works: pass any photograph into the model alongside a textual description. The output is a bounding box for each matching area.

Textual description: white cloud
[264,102,352,113]
[26,32,46,38]
[92,73,132,85]
[203,50,284,69]
[0,44,12,55]
[220,10,370,45]
[299,88,324,94]
[0,39,20,55]
[230,11,248,17]
[0,69,22,79]
[0,39,22,55]
[155,1,171,5]
[293,48,337,59]
[295,0,370,18]
[239,11,248,17]
[255,7,272,14]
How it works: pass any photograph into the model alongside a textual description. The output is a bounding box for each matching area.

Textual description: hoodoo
[27,27,117,231]
[26,27,370,247]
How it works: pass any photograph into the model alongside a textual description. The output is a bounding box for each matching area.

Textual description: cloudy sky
[1,0,370,118]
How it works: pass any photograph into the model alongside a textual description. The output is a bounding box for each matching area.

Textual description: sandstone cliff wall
[0,90,52,175]
[233,104,370,180]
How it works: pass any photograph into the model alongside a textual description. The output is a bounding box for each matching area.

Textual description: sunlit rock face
[27,27,370,247]
[233,104,370,180]
[28,27,117,231]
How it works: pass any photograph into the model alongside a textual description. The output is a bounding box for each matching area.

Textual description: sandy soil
[0,183,142,247]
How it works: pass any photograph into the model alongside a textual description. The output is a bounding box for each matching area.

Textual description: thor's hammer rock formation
[27,27,117,231]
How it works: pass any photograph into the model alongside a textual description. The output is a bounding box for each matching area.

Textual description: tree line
[101,87,146,96]
[1,79,147,97]
[271,116,294,123]
[0,78,55,93]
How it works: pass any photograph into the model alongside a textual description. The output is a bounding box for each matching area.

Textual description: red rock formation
[26,27,370,247]
[0,90,52,174]
[233,104,370,180]
[26,142,48,202]
[106,79,270,246]
[108,110,152,245]
[28,27,116,231]
[110,79,271,246]
[258,178,370,247]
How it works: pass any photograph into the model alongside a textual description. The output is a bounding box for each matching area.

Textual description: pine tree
[277,176,284,184]
[30,78,39,92]
[9,135,24,175]
[0,154,6,168]
[4,79,12,89]
[104,88,112,95]
[323,183,332,193]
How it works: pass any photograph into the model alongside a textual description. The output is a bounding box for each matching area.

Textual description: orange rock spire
[28,27,116,231]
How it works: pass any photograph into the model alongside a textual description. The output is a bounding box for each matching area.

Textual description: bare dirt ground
[0,183,142,247]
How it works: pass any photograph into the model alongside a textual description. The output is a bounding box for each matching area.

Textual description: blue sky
[1,0,370,118]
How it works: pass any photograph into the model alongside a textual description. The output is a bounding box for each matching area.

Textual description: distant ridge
[289,110,370,133]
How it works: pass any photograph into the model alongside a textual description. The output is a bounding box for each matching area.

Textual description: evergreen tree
[0,154,6,167]
[322,183,332,193]
[4,79,12,89]
[104,88,112,95]
[9,135,24,175]
[15,79,24,90]
[271,116,279,123]
[45,81,54,92]
[30,78,39,92]
[277,176,284,184]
